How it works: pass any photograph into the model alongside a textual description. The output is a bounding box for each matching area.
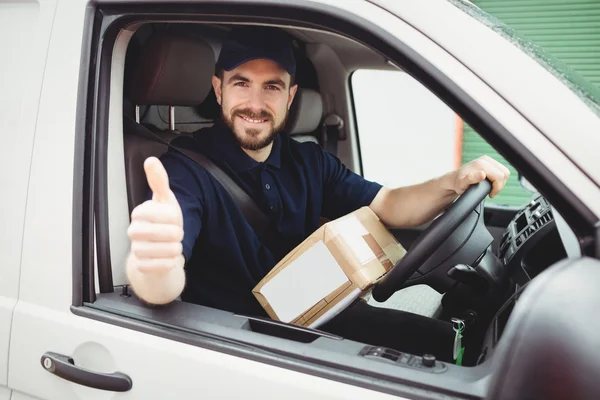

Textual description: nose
[246,86,267,111]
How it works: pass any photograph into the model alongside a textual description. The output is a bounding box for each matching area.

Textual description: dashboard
[479,193,572,361]
[497,194,567,286]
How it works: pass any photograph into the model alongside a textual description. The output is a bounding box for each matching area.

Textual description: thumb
[144,157,173,204]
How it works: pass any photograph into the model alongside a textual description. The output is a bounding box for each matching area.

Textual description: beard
[222,107,288,151]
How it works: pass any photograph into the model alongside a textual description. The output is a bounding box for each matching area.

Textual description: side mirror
[518,173,537,193]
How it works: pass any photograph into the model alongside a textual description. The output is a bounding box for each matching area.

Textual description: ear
[212,75,222,105]
[288,84,298,110]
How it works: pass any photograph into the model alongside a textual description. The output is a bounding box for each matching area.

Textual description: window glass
[351,69,532,206]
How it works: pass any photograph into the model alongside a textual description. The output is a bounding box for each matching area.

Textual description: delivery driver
[125,26,509,361]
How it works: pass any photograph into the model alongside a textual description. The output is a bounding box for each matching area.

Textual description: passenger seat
[123,32,216,213]
[285,88,323,144]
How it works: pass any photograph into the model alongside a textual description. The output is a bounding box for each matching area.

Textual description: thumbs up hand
[126,157,186,304]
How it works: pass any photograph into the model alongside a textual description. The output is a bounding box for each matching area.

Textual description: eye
[234,82,248,87]
[265,85,280,91]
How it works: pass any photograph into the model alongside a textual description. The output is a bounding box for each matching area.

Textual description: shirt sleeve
[147,151,205,262]
[318,146,383,220]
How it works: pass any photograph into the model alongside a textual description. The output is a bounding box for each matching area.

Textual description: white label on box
[259,240,349,323]
[336,215,376,264]
[308,287,362,329]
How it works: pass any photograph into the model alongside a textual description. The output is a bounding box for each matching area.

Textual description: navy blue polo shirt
[156,120,382,317]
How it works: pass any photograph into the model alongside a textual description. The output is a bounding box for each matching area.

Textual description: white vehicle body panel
[0,387,11,400]
[0,0,58,392]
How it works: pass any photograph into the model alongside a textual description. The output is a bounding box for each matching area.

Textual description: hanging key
[452,317,465,365]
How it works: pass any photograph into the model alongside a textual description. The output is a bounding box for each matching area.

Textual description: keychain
[452,318,465,366]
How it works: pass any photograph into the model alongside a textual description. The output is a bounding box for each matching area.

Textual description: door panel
[0,0,57,391]
[12,393,43,400]
[0,303,14,389]
[0,387,11,400]
[9,303,398,400]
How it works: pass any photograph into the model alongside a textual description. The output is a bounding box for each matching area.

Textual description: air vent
[533,212,552,230]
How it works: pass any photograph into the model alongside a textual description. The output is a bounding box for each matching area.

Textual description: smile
[238,115,269,124]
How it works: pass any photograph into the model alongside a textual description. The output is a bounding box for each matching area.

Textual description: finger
[131,200,182,226]
[466,170,486,185]
[484,165,506,198]
[131,241,183,259]
[144,157,172,204]
[482,156,511,189]
[502,165,511,185]
[127,220,184,242]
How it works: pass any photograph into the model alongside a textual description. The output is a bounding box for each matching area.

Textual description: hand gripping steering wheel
[371,180,492,302]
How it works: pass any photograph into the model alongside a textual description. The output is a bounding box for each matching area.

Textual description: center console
[497,194,566,285]
[477,194,567,364]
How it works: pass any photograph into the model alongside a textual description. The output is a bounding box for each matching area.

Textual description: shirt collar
[200,119,282,172]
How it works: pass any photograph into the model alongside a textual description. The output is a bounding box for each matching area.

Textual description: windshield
[449,0,600,117]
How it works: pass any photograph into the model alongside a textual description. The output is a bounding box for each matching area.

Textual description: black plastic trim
[73,5,99,306]
[94,11,122,294]
[347,70,367,177]
[596,223,600,258]
[240,315,344,342]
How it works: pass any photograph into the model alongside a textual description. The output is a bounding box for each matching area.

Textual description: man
[126,26,509,360]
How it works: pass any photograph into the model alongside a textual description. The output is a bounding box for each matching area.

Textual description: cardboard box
[252,207,407,328]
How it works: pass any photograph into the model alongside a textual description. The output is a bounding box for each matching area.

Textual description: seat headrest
[486,258,600,400]
[127,32,215,106]
[285,89,323,135]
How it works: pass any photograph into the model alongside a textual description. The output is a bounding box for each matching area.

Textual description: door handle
[41,352,132,392]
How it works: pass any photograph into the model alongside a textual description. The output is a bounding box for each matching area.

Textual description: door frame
[72,1,599,399]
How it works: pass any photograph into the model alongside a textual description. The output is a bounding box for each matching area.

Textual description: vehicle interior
[83,9,587,398]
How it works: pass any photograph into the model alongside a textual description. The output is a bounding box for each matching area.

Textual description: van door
[0,0,58,397]
[4,1,406,399]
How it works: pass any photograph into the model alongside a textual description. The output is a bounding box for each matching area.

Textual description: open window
[71,2,598,399]
[350,69,533,207]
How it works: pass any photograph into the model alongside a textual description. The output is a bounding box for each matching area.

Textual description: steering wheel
[371,179,492,302]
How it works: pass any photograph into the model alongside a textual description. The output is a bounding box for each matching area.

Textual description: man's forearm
[126,252,186,305]
[370,173,457,228]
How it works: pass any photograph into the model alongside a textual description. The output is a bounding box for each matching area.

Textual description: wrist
[437,171,458,196]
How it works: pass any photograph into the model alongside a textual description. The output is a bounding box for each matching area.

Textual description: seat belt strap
[322,114,344,156]
[124,116,277,247]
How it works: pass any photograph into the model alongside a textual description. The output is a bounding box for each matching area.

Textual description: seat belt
[124,116,277,247]
[322,114,344,156]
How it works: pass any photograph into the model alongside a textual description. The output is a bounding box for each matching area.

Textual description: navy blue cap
[216,26,296,77]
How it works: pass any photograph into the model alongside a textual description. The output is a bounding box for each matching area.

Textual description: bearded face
[222,104,288,151]
[213,59,297,151]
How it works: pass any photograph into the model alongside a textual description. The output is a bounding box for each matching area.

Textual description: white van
[2,0,600,399]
